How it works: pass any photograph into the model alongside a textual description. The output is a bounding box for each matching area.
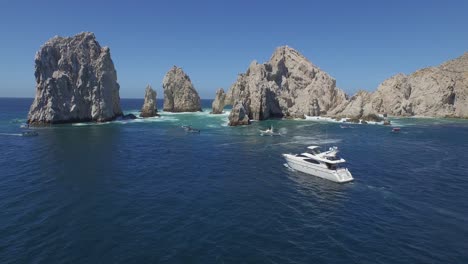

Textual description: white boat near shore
[283,146,353,183]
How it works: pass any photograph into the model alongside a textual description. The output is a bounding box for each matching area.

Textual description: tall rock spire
[28,32,122,125]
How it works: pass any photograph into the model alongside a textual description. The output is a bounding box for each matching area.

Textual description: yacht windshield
[326,163,342,170]
[326,155,341,161]
[307,148,321,155]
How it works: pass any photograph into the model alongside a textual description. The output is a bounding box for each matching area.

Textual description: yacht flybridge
[283,146,354,183]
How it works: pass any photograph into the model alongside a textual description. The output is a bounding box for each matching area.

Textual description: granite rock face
[228,101,250,126]
[368,53,468,118]
[163,66,202,112]
[329,90,376,119]
[224,46,348,125]
[211,88,226,114]
[28,32,122,124]
[140,85,158,117]
[223,47,468,125]
[333,52,468,119]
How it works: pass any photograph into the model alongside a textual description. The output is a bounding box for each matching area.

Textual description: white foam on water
[72,123,90,126]
[206,124,221,128]
[205,110,231,117]
[10,118,27,124]
[127,116,179,123]
[304,116,341,122]
[0,133,23,136]
[71,122,111,127]
[303,115,386,126]
[290,135,342,145]
[160,108,227,116]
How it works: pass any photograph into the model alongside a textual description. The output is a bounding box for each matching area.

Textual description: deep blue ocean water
[1,98,468,263]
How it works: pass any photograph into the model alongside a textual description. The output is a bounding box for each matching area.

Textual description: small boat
[340,125,352,129]
[187,128,200,133]
[259,125,281,136]
[392,127,401,133]
[182,125,200,133]
[283,146,354,183]
[22,131,38,137]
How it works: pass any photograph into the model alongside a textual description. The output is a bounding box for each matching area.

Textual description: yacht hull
[283,154,354,183]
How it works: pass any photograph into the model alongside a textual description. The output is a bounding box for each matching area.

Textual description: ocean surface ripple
[0,98,467,263]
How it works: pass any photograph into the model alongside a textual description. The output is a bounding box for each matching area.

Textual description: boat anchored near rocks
[182,125,200,133]
[21,130,39,137]
[283,146,353,183]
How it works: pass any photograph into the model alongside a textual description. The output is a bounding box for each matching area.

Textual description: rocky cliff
[140,85,158,117]
[223,46,348,125]
[332,52,468,119]
[28,32,122,124]
[228,101,250,126]
[211,88,226,114]
[162,66,202,112]
[223,47,468,125]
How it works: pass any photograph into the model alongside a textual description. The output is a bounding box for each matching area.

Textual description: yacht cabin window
[307,148,321,155]
[326,163,341,170]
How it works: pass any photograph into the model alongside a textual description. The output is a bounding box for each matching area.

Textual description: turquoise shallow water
[1,98,468,263]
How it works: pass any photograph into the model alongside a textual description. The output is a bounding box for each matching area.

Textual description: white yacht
[283,146,353,183]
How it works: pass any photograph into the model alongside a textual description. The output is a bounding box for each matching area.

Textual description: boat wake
[0,132,23,136]
[283,163,295,172]
[290,136,342,145]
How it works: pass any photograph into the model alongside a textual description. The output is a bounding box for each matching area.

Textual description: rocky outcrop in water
[163,66,202,112]
[370,53,468,118]
[332,52,468,119]
[228,101,250,126]
[120,113,137,120]
[224,46,348,125]
[223,46,468,125]
[140,85,158,117]
[27,32,122,125]
[211,88,226,114]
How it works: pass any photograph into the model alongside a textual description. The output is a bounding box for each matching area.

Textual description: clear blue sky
[0,0,467,99]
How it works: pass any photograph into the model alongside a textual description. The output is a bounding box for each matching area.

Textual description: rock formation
[332,52,468,119]
[222,46,468,125]
[28,32,122,125]
[162,66,202,112]
[223,46,348,125]
[228,101,250,126]
[140,85,158,117]
[309,98,321,116]
[211,88,226,114]
[330,90,370,118]
[120,113,137,120]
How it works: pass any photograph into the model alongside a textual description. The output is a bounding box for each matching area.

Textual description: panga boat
[392,127,401,133]
[22,131,38,137]
[182,125,200,133]
[283,146,354,183]
[259,125,281,136]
